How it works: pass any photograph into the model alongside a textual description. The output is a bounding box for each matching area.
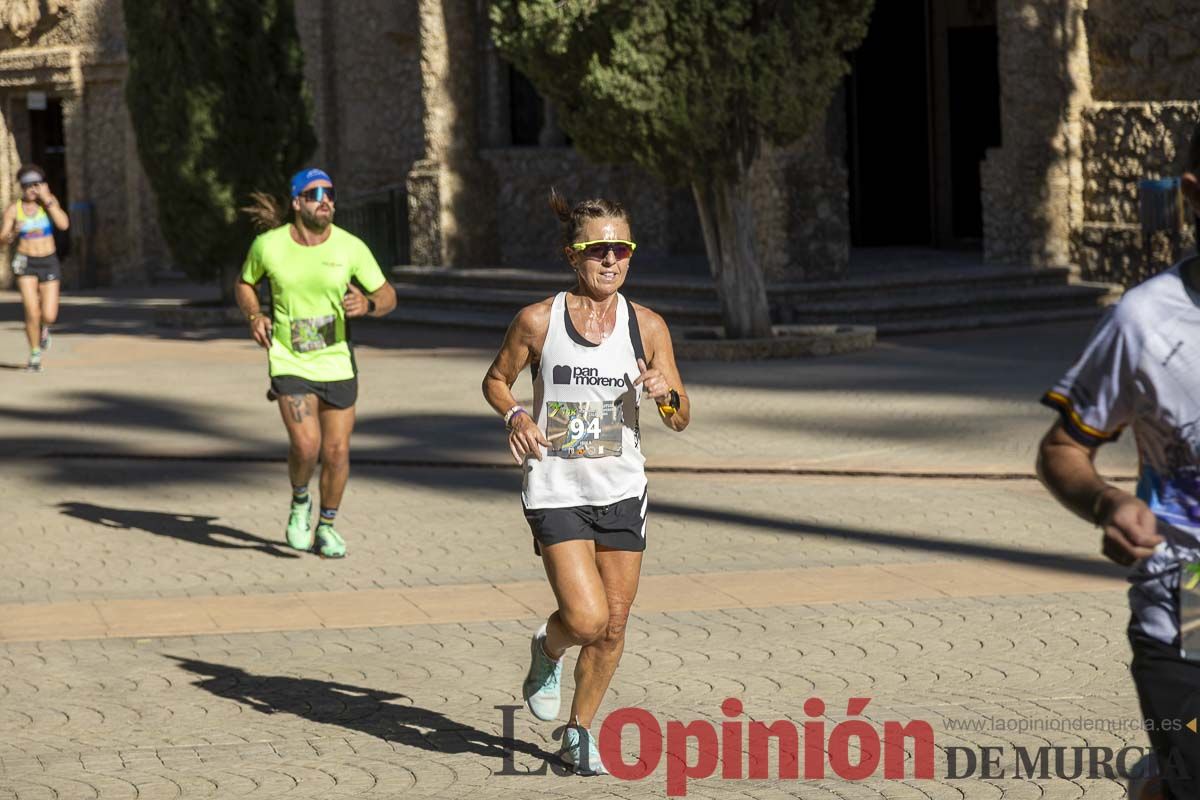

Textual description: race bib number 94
[545,400,623,458]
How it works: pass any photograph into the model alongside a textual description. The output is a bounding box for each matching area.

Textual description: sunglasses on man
[300,186,335,203]
[570,239,637,260]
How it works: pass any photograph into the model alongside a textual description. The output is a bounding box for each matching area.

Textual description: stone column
[406,0,496,266]
[981,0,1091,267]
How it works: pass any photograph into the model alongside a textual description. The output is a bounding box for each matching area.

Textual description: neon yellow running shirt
[240,224,387,382]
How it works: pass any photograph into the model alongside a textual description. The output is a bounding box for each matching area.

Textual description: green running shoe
[286,498,313,551]
[315,524,346,558]
[562,726,607,776]
[522,623,562,721]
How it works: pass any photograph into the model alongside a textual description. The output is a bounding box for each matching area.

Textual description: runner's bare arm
[365,281,397,316]
[1036,420,1159,565]
[483,302,552,463]
[632,304,690,432]
[234,278,261,316]
[0,205,15,244]
[234,279,272,349]
[37,186,68,231]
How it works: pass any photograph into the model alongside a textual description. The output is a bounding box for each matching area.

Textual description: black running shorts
[12,253,60,282]
[1128,627,1200,798]
[523,490,648,556]
[267,375,358,409]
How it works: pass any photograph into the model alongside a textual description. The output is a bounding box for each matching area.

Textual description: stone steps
[386,266,1122,335]
[392,263,1080,301]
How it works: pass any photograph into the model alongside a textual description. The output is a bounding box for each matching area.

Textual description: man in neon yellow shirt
[235,168,397,557]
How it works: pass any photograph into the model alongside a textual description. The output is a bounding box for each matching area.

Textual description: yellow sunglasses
[570,239,637,260]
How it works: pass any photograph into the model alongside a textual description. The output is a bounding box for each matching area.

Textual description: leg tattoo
[286,395,309,423]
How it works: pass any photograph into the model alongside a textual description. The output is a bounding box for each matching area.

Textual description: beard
[298,204,333,232]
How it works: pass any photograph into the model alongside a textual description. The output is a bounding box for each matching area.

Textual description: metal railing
[336,185,409,268]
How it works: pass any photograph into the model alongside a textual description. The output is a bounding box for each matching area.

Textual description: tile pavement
[0,292,1151,798]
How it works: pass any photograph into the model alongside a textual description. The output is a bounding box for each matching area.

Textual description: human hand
[249,314,273,348]
[632,357,671,405]
[508,412,549,464]
[343,285,371,318]
[1097,488,1162,566]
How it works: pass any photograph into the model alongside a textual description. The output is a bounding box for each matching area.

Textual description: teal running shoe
[562,726,607,776]
[315,524,346,558]
[286,498,313,551]
[522,623,561,721]
[39,326,50,351]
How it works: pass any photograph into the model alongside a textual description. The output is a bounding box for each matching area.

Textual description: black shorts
[1129,627,1200,798]
[523,490,648,556]
[12,253,60,282]
[267,375,358,409]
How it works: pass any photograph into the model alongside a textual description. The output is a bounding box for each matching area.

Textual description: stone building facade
[982,0,1200,285]
[0,0,167,287]
[0,0,1195,288]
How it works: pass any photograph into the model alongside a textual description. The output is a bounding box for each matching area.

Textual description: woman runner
[482,189,691,774]
[1,164,69,372]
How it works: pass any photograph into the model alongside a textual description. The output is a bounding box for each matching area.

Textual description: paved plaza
[0,290,1153,798]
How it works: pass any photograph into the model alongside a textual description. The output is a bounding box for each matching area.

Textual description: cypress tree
[491,0,873,338]
[124,0,317,287]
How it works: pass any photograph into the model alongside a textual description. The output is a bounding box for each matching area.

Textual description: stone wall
[293,0,424,195]
[1083,102,1199,224]
[1086,0,1200,102]
[982,0,1090,268]
[1078,101,1200,284]
[80,81,130,284]
[751,113,849,283]
[479,148,670,269]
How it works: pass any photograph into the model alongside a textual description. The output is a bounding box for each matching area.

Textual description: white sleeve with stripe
[1042,306,1142,445]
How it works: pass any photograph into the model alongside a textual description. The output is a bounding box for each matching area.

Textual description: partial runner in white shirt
[482,189,689,775]
[1038,243,1200,797]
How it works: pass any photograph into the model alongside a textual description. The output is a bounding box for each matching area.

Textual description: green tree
[124,0,317,293]
[491,0,872,338]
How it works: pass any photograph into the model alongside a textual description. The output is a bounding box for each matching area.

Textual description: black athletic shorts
[1129,627,1200,798]
[523,489,648,556]
[12,253,60,282]
[267,375,358,409]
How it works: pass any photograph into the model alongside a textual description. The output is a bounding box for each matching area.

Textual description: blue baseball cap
[290,168,332,197]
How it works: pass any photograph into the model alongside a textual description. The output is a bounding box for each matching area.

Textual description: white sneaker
[562,726,607,776]
[521,623,562,721]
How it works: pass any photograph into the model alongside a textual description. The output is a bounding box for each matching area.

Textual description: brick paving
[0,291,1149,798]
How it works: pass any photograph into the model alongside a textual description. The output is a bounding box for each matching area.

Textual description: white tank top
[522,292,648,509]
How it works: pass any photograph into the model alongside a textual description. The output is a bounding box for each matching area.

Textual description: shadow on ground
[46,468,1122,581]
[59,501,300,559]
[0,294,505,349]
[651,499,1125,579]
[168,656,564,770]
